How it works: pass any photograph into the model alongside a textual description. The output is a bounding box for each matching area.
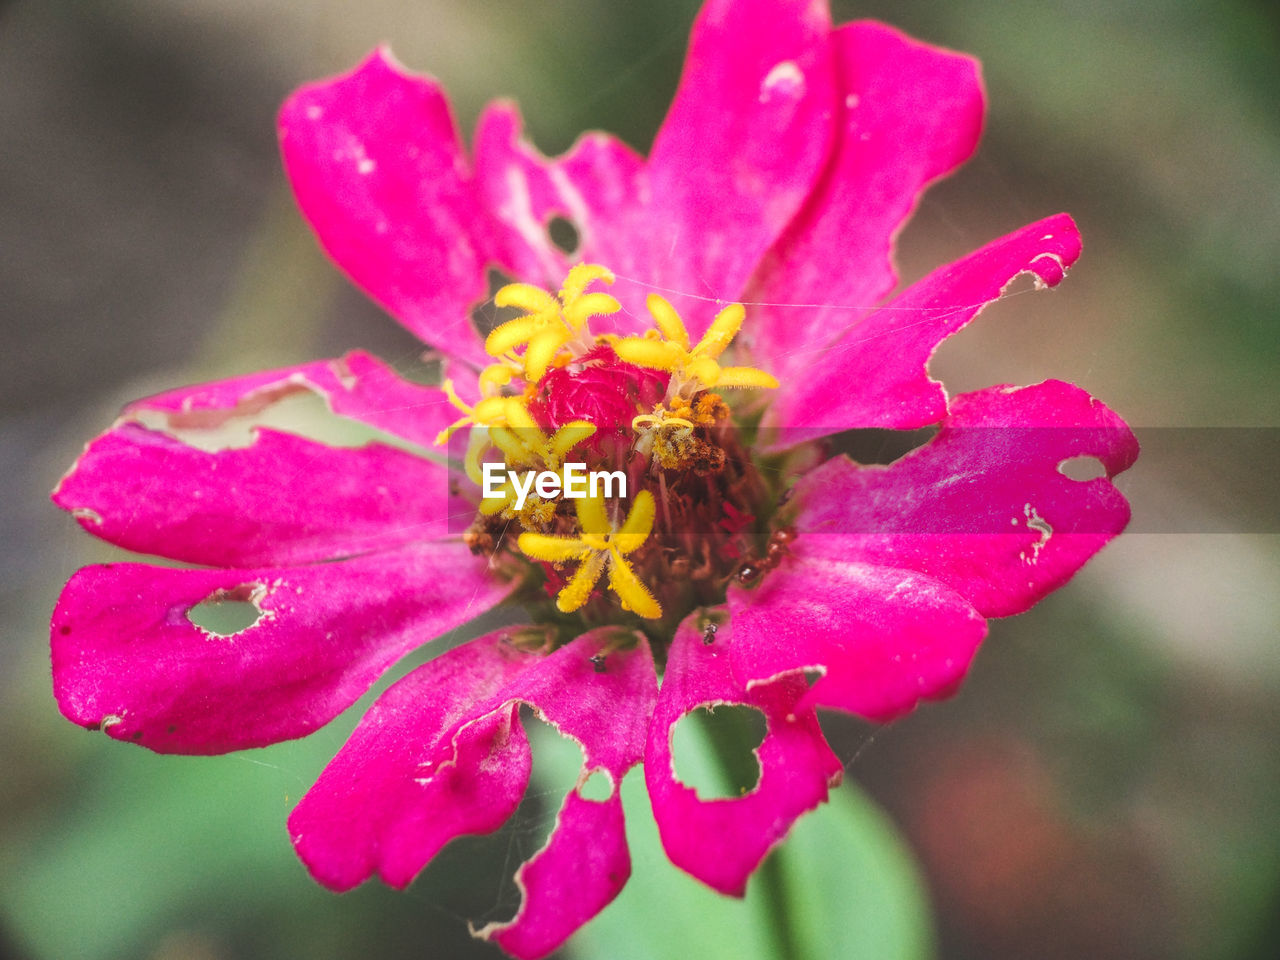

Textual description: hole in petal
[546,215,580,256]
[1059,455,1107,481]
[511,709,582,858]
[672,704,766,799]
[578,768,614,802]
[186,584,267,636]
[462,708,588,928]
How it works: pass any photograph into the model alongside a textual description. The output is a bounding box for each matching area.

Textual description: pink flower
[49,1,1137,957]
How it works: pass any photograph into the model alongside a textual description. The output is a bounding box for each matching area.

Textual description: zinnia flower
[49,0,1137,956]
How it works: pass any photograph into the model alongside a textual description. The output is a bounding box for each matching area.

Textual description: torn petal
[747,21,984,379]
[645,614,843,895]
[477,629,658,960]
[292,627,656,959]
[53,424,456,567]
[125,350,461,451]
[762,214,1083,442]
[50,543,512,753]
[473,104,652,335]
[289,630,541,891]
[792,379,1138,616]
[728,554,987,722]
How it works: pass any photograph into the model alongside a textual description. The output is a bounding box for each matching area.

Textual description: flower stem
[702,709,801,960]
[757,849,801,960]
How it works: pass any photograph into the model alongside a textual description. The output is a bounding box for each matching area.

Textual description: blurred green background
[2,0,1277,958]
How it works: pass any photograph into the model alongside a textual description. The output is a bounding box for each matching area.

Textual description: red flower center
[529,345,668,437]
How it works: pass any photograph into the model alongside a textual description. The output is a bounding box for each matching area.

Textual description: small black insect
[589,653,608,673]
[702,621,718,645]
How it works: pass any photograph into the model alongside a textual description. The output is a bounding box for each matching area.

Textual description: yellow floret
[486,263,621,382]
[612,295,778,399]
[517,491,661,619]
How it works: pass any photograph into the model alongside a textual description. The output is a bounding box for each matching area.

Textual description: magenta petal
[644,614,843,895]
[763,214,1083,440]
[748,22,983,378]
[53,424,453,566]
[793,379,1138,617]
[50,543,512,753]
[279,50,491,365]
[729,554,988,721]
[474,104,652,331]
[290,628,655,959]
[129,351,462,451]
[645,0,835,337]
[488,791,629,960]
[289,630,540,891]
[479,630,658,960]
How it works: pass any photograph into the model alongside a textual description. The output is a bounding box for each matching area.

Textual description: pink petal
[128,351,462,451]
[792,379,1138,617]
[474,104,653,333]
[289,628,655,959]
[478,630,658,960]
[728,553,988,722]
[762,214,1083,441]
[747,22,984,379]
[490,790,630,960]
[279,49,492,365]
[644,0,836,337]
[53,424,455,567]
[644,614,843,896]
[289,629,541,891]
[50,543,512,754]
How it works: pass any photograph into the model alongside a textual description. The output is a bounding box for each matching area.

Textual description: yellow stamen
[495,416,597,471]
[632,411,696,431]
[612,296,777,398]
[478,363,515,396]
[435,386,543,485]
[516,490,661,619]
[486,263,621,382]
[434,381,512,445]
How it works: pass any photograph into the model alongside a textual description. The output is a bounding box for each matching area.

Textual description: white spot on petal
[845,93,860,109]
[1022,503,1054,563]
[305,105,323,121]
[357,158,376,175]
[760,60,805,102]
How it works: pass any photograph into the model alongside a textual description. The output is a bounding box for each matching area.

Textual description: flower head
[49,1,1137,957]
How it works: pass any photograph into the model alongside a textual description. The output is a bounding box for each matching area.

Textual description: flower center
[441,264,786,645]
